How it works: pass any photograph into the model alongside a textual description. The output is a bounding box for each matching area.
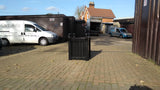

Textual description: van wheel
[39,38,48,46]
[119,35,123,38]
[2,39,9,46]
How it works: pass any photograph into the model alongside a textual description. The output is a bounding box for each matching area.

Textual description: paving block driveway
[0,35,160,90]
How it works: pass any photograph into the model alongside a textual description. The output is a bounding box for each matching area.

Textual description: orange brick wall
[102,18,113,23]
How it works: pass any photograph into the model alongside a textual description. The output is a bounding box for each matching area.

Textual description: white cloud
[0,5,6,10]
[22,7,30,11]
[46,6,59,12]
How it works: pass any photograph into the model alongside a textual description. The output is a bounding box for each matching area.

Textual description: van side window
[25,25,35,32]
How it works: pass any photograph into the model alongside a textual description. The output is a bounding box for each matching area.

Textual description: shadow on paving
[95,40,115,46]
[90,50,102,59]
[0,44,37,56]
[92,35,132,46]
[129,85,153,90]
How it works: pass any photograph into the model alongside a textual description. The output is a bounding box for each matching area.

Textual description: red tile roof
[87,8,115,18]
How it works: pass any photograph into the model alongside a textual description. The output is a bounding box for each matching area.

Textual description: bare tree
[75,5,85,19]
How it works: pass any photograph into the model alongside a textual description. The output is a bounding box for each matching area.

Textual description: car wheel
[39,38,48,46]
[2,39,9,46]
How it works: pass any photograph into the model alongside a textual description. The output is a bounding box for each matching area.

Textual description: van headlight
[48,34,53,37]
[53,35,57,38]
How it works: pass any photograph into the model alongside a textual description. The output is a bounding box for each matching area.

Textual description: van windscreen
[120,29,127,33]
[34,24,47,31]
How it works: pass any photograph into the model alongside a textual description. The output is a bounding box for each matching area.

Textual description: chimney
[89,2,95,8]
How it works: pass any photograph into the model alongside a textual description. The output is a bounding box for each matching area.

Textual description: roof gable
[87,8,115,18]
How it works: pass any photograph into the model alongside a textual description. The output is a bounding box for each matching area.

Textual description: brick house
[80,2,116,34]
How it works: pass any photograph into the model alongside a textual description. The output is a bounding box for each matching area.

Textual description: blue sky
[0,0,135,19]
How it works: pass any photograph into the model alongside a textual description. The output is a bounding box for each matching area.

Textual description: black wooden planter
[68,36,91,60]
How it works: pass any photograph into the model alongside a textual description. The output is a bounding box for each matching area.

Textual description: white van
[0,20,58,46]
[0,38,2,49]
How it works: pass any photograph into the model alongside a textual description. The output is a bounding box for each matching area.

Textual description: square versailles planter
[68,37,91,60]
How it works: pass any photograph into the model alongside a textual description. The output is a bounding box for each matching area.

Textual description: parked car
[109,27,132,38]
[0,20,58,46]
[0,38,2,49]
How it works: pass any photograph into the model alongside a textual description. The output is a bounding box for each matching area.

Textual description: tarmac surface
[0,35,160,90]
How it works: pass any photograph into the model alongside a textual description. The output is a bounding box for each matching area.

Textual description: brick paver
[0,35,160,90]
